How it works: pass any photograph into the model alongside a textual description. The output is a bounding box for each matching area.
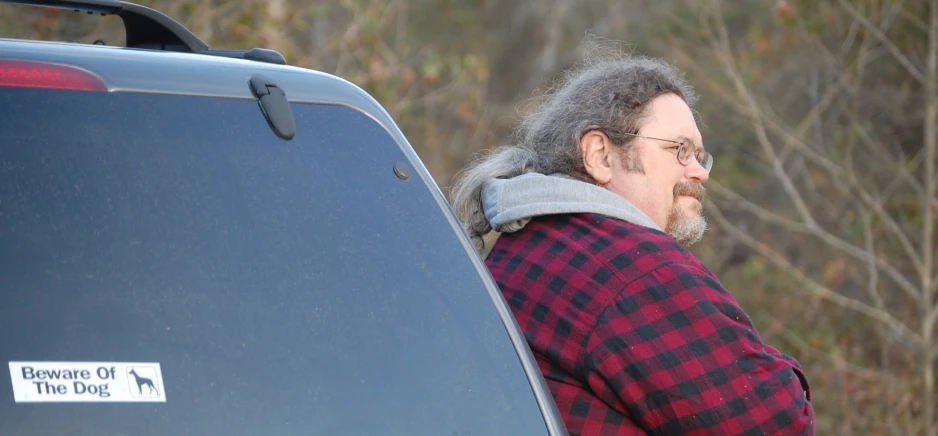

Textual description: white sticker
[8,361,166,403]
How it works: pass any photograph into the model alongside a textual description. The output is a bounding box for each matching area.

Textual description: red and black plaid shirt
[486,213,813,435]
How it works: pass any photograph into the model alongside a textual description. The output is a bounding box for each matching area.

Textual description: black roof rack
[3,0,287,65]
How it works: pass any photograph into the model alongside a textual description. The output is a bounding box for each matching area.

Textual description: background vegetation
[3,0,936,433]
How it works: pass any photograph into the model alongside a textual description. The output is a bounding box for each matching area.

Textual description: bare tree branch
[705,0,818,228]
[393,0,407,51]
[838,0,925,84]
[390,77,472,112]
[691,0,927,296]
[333,6,365,75]
[900,3,929,32]
[862,210,885,309]
[533,0,572,84]
[752,29,926,275]
[759,310,903,384]
[920,0,938,433]
[707,203,922,346]
[879,0,905,34]
[709,180,922,303]
[762,310,903,384]
[878,137,928,201]
[921,0,938,319]
[757,118,926,276]
[923,0,938,308]
[838,14,861,58]
[921,0,938,325]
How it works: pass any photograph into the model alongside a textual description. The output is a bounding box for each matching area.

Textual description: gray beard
[666,201,707,247]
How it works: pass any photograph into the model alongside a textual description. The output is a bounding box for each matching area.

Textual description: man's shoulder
[500,213,707,278]
[560,213,688,255]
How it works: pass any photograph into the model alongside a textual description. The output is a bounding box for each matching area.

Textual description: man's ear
[580,130,613,185]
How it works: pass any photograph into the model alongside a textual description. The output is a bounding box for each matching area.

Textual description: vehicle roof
[0,38,396,128]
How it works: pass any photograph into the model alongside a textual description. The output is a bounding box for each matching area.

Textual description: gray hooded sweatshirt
[481,173,661,233]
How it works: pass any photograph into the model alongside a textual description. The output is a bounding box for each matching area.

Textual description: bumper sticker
[8,361,165,403]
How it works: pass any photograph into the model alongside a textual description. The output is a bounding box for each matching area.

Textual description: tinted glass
[0,89,548,435]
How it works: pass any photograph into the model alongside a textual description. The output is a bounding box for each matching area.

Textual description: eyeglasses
[622,132,713,173]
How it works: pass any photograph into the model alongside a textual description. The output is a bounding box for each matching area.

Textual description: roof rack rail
[200,49,287,65]
[3,0,287,65]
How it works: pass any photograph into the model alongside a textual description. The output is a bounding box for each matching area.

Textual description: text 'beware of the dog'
[7,362,165,403]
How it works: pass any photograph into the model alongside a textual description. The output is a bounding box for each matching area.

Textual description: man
[451,53,814,435]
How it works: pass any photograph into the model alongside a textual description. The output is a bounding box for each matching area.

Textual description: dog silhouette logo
[126,367,161,398]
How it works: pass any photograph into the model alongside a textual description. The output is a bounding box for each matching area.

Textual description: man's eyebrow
[673,135,705,151]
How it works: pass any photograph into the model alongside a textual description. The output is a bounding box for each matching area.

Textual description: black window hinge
[249,76,296,141]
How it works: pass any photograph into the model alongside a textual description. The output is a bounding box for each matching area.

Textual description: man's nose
[685,158,710,183]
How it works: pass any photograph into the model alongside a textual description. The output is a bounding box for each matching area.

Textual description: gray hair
[451,50,698,245]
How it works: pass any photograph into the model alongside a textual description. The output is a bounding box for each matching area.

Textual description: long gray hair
[450,51,698,245]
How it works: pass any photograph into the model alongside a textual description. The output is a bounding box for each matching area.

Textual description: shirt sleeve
[580,263,814,435]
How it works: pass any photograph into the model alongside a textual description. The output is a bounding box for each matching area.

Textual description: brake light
[0,60,107,91]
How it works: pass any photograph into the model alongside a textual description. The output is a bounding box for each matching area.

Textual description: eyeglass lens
[679,144,712,172]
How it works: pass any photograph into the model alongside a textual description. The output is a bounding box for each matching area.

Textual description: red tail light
[0,59,107,91]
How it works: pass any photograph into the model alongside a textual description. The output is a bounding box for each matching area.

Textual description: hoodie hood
[481,173,661,233]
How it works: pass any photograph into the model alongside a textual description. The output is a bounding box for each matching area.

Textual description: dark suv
[0,1,565,434]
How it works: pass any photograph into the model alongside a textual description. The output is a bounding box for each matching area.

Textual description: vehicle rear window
[0,88,549,435]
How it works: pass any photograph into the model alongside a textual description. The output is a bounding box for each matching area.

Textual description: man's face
[604,93,710,246]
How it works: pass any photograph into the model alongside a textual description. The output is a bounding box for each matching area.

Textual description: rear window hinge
[249,76,296,141]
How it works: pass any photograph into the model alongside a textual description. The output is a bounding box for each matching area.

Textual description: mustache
[674,182,706,202]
